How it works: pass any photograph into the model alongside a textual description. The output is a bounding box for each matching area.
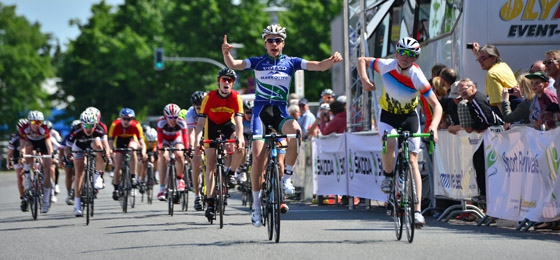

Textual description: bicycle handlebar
[201,139,238,145]
[382,130,435,155]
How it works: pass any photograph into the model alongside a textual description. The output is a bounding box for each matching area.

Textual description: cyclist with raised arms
[187,91,207,211]
[357,37,442,226]
[20,111,54,213]
[65,110,108,217]
[194,68,245,220]
[108,108,147,201]
[222,24,343,227]
[156,103,189,201]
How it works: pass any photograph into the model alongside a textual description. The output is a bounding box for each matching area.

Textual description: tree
[0,4,55,133]
[57,0,342,122]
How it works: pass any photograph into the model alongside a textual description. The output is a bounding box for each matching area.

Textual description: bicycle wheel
[168,165,176,216]
[130,184,136,209]
[146,164,154,205]
[404,162,415,243]
[216,165,224,229]
[264,169,273,241]
[122,166,129,213]
[271,163,281,243]
[30,175,39,220]
[391,189,403,241]
[84,170,91,225]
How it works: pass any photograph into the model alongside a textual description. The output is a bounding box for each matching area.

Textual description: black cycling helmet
[191,91,207,106]
[217,68,237,80]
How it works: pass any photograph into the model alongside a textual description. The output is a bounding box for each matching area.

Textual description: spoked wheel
[29,187,38,220]
[130,187,136,209]
[404,163,415,243]
[146,166,154,205]
[168,168,176,216]
[271,164,281,243]
[217,167,225,229]
[391,190,403,241]
[84,177,91,225]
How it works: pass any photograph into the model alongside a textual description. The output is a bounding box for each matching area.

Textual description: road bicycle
[254,129,300,243]
[239,134,253,208]
[159,147,186,216]
[141,151,156,205]
[22,152,51,220]
[114,147,140,213]
[181,150,193,211]
[75,148,105,225]
[201,138,237,228]
[382,130,434,243]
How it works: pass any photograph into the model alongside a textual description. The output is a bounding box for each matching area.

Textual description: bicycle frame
[23,152,50,220]
[159,147,186,216]
[202,138,237,228]
[382,130,434,243]
[254,129,300,243]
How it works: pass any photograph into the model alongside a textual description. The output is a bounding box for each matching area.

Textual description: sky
[2,0,124,47]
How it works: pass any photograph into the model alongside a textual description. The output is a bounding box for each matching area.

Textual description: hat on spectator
[298,98,308,105]
[336,95,347,104]
[525,71,548,82]
[319,103,330,111]
[449,81,461,99]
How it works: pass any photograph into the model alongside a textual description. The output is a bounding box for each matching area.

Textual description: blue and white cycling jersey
[244,54,308,105]
[185,106,198,129]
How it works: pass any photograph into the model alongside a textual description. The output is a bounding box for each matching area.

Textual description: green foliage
[0,3,54,133]
[11,0,343,128]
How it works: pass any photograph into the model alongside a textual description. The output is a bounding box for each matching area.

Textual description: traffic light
[154,48,165,70]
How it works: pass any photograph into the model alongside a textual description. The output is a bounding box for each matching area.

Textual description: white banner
[433,131,481,199]
[485,127,560,222]
[345,133,386,201]
[312,135,348,195]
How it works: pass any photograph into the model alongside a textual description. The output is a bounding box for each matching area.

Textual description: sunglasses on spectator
[220,77,234,84]
[265,38,284,44]
[83,123,95,129]
[476,55,490,62]
[30,120,42,125]
[121,117,132,121]
[397,49,418,58]
[167,116,178,120]
[543,59,558,66]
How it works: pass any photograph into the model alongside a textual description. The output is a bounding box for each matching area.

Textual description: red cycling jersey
[108,118,144,146]
[156,116,189,148]
[20,123,50,141]
[200,89,243,125]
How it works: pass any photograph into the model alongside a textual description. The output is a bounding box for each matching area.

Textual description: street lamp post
[263,6,287,25]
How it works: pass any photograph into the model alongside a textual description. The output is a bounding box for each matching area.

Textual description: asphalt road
[0,170,558,260]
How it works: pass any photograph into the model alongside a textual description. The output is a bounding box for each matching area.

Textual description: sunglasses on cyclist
[220,77,234,84]
[265,38,284,44]
[121,117,132,122]
[245,110,252,114]
[167,116,178,120]
[397,49,418,58]
[30,120,42,125]
[194,106,201,110]
[83,123,95,129]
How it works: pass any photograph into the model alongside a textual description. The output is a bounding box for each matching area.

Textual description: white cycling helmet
[163,103,181,117]
[145,128,157,142]
[85,106,101,122]
[396,37,421,55]
[28,110,44,121]
[262,24,287,39]
[80,110,97,125]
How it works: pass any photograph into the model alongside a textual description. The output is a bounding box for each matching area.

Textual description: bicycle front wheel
[271,163,281,243]
[217,166,225,229]
[168,165,176,216]
[122,166,130,213]
[404,162,415,243]
[146,164,154,205]
[30,176,39,220]
[84,170,91,225]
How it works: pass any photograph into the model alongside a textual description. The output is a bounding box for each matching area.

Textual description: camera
[466,43,474,49]
[508,88,514,94]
